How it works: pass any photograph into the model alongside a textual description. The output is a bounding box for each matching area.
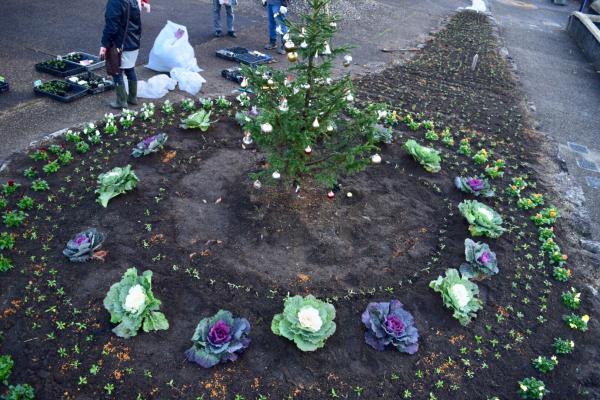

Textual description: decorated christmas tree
[238,0,390,189]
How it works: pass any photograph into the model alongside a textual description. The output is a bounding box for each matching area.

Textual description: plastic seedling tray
[216,47,273,66]
[221,67,244,84]
[35,57,86,77]
[34,80,88,103]
[61,51,106,71]
[65,71,115,94]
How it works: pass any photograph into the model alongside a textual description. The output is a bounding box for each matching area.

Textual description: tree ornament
[322,42,332,55]
[284,41,296,52]
[371,154,382,164]
[240,78,249,88]
[312,117,320,129]
[304,146,312,155]
[267,79,276,88]
[327,190,335,199]
[261,123,273,134]
[283,33,290,41]
[253,180,262,189]
[314,51,319,60]
[287,52,298,62]
[301,83,311,90]
[346,192,353,198]
[300,40,308,49]
[278,97,289,112]
[346,92,354,102]
[343,54,353,67]
[330,21,337,28]
[242,131,253,145]
[327,124,334,132]
[272,171,281,180]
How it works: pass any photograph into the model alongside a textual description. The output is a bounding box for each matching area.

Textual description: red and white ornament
[304,145,312,155]
[327,190,335,199]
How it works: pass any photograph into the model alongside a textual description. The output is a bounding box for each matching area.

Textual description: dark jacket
[101,0,141,51]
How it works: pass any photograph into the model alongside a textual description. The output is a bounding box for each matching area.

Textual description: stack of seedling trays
[216,47,273,66]
[34,51,111,102]
[221,67,244,84]
[0,76,8,94]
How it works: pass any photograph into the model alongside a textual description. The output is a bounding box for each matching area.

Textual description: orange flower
[549,210,557,218]
[562,254,568,261]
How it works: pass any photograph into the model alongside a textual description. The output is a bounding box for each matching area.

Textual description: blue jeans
[213,0,235,33]
[267,4,287,43]
[112,67,137,86]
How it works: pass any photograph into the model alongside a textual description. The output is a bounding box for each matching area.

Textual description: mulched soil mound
[0,10,598,400]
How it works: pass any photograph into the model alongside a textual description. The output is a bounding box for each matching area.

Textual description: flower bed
[0,10,597,400]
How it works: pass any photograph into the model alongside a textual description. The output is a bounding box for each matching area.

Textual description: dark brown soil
[1,10,599,400]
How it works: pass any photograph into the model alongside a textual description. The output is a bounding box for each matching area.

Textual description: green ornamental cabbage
[180,110,213,131]
[458,200,505,238]
[103,268,169,338]
[271,295,336,351]
[95,165,139,207]
[403,139,441,172]
[429,268,482,326]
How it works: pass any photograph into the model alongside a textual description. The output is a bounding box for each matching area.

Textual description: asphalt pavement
[0,0,463,163]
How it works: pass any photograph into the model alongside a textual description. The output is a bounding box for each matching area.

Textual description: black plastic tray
[35,58,86,77]
[221,67,244,84]
[216,47,273,66]
[0,81,8,94]
[61,52,105,71]
[66,71,115,94]
[34,80,89,103]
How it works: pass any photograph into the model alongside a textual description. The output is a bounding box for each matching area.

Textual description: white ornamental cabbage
[297,306,323,332]
[449,284,470,309]
[124,284,147,314]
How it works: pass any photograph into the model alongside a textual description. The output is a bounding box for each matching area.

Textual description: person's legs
[265,5,277,49]
[226,5,235,36]
[273,5,287,54]
[213,0,222,36]
[110,71,128,109]
[123,68,138,105]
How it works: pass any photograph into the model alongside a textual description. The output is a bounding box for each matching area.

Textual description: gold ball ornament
[287,52,298,62]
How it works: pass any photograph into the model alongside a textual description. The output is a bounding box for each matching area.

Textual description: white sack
[137,74,177,99]
[170,67,206,96]
[146,21,200,72]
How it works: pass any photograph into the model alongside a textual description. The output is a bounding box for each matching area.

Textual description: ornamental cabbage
[62,228,105,262]
[271,295,336,351]
[180,110,213,131]
[403,139,441,172]
[103,268,169,338]
[361,300,419,354]
[95,165,139,207]
[131,133,168,157]
[429,268,482,326]
[454,176,494,197]
[458,200,505,238]
[185,310,251,368]
[459,238,498,279]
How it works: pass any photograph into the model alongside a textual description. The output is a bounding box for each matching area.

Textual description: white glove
[143,3,151,12]
[279,6,288,14]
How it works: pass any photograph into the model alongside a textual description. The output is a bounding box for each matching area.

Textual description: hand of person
[142,2,151,12]
[279,5,288,14]
[99,47,107,60]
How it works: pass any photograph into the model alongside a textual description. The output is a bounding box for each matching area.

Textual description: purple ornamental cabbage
[459,238,499,279]
[185,309,250,368]
[454,176,494,197]
[131,133,168,158]
[361,300,419,354]
[62,228,105,262]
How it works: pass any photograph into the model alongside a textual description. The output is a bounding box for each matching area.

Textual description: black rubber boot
[110,84,128,109]
[127,80,138,106]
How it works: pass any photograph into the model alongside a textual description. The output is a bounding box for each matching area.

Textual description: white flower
[449,283,471,309]
[123,284,147,314]
[297,306,322,332]
[378,110,388,119]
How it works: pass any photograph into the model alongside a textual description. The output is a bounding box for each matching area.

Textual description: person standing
[213,0,238,38]
[99,0,142,109]
[264,0,288,54]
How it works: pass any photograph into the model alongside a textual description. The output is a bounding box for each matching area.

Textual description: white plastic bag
[147,21,200,72]
[138,74,177,99]
[170,67,206,96]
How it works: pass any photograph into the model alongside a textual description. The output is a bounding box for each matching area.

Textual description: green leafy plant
[180,110,213,131]
[1,384,35,400]
[424,129,438,141]
[552,337,574,355]
[561,287,581,310]
[2,181,20,196]
[403,139,441,172]
[0,232,15,250]
[31,179,49,192]
[429,268,482,326]
[162,99,174,115]
[3,210,27,228]
[458,138,471,156]
[58,150,73,166]
[16,196,33,211]
[563,313,589,332]
[484,159,505,179]
[0,254,13,272]
[22,168,37,180]
[552,266,571,282]
[65,130,81,143]
[103,267,169,338]
[75,141,90,154]
[458,200,505,238]
[472,148,490,165]
[0,198,6,209]
[271,295,336,351]
[95,165,139,207]
[42,160,59,174]
[29,149,48,161]
[531,355,557,373]
[440,128,454,146]
[181,98,196,112]
[517,377,548,399]
[0,354,13,384]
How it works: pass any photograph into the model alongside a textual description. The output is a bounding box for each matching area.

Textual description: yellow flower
[562,254,568,261]
[549,210,557,218]
[582,315,590,323]
[511,185,517,190]
[527,199,533,205]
